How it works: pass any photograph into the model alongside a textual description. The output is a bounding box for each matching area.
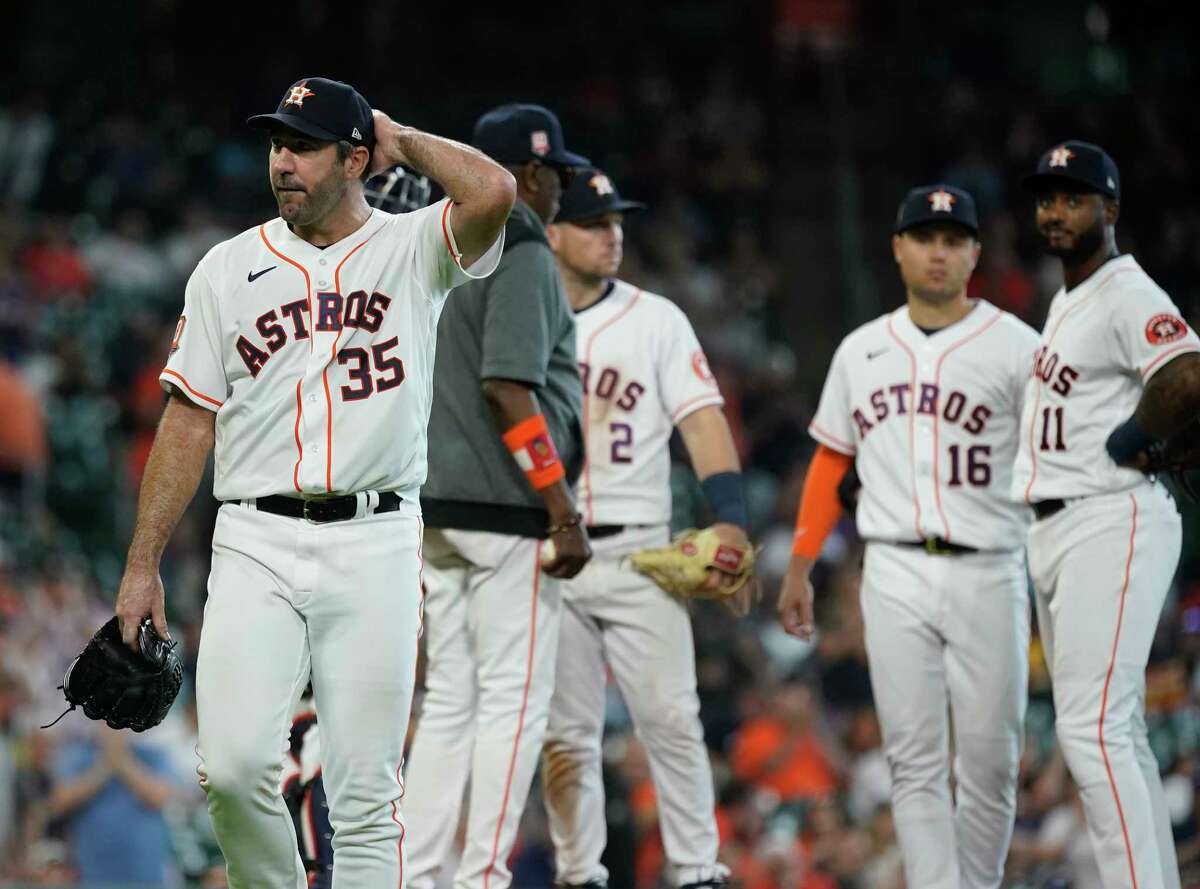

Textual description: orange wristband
[502,414,565,490]
[793,445,854,558]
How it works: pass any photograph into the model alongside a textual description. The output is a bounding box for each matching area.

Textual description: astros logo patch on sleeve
[170,315,186,356]
[1145,313,1188,345]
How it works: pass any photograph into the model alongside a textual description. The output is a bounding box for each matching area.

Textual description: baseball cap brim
[1022,170,1117,199]
[557,198,646,224]
[247,112,345,144]
[895,214,978,237]
[545,147,591,168]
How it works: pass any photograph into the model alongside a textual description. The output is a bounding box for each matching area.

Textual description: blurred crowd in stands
[3,3,1200,887]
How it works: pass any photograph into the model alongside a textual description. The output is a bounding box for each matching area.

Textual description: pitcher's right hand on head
[777,559,815,640]
[115,564,169,651]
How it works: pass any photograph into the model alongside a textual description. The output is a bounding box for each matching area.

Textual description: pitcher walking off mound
[777,185,1039,889]
[114,76,513,888]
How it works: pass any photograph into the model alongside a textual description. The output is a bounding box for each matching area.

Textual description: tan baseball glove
[630,527,757,605]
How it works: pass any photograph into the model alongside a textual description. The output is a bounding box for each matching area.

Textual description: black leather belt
[896,537,979,556]
[586,525,625,539]
[1032,499,1066,521]
[245,492,403,523]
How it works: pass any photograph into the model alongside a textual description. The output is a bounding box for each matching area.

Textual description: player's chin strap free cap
[1022,139,1120,200]
[248,76,375,152]
[894,183,979,237]
[554,165,647,224]
[471,102,590,170]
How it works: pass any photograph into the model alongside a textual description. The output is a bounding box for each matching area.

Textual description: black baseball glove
[1141,419,1200,502]
[48,617,183,732]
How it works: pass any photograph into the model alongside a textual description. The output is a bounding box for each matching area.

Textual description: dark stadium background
[2,2,1198,887]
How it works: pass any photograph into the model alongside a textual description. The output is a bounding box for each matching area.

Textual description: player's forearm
[481,378,578,523]
[46,764,112,816]
[113,760,174,810]
[677,405,740,479]
[126,394,215,568]
[1134,352,1200,438]
[393,128,514,246]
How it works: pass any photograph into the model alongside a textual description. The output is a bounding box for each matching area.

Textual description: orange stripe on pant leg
[1098,492,1139,889]
[482,542,542,889]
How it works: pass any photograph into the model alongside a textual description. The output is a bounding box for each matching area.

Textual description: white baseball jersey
[810,300,1038,549]
[1013,254,1200,502]
[572,278,724,526]
[160,199,502,501]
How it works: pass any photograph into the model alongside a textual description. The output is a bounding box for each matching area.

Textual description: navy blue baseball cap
[555,168,646,223]
[1024,140,1120,200]
[472,103,589,169]
[895,184,979,237]
[248,77,375,151]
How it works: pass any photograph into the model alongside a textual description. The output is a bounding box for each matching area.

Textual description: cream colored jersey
[572,279,724,526]
[810,300,1038,550]
[160,199,503,501]
[1013,254,1200,502]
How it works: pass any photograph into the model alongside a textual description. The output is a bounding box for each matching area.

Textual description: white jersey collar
[889,299,997,352]
[1057,253,1140,302]
[269,208,389,258]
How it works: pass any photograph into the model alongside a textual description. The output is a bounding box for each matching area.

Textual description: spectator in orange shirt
[731,680,840,803]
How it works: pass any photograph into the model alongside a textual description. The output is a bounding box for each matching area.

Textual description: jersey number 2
[337,337,405,401]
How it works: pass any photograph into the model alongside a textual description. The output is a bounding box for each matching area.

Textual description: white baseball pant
[541,524,728,888]
[1028,483,1181,889]
[402,528,562,889]
[861,541,1029,889]
[196,499,423,889]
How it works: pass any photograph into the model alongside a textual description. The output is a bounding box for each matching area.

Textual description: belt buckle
[302,499,317,523]
[924,538,943,555]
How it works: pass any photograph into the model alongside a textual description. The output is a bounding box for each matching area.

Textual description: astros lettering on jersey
[572,278,724,526]
[1013,255,1200,502]
[810,300,1040,548]
[161,199,503,499]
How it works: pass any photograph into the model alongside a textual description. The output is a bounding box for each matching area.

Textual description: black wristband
[700,471,748,530]
[1106,415,1155,465]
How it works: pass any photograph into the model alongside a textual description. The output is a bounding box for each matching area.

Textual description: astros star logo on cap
[928,189,955,212]
[284,81,316,108]
[1049,145,1075,168]
[589,174,614,196]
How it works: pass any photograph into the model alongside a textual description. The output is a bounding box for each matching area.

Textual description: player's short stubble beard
[274,166,350,227]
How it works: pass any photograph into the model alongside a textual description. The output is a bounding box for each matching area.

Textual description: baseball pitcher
[114,76,514,888]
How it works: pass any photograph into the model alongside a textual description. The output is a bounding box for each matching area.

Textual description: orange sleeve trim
[161,369,223,408]
[792,445,854,558]
[808,421,855,455]
[441,200,463,268]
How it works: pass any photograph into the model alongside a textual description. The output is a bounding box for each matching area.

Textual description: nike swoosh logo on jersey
[866,348,888,360]
[247,266,277,283]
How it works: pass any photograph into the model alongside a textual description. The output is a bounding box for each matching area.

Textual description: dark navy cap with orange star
[248,77,375,151]
[1024,140,1120,200]
[894,184,979,237]
[555,167,646,223]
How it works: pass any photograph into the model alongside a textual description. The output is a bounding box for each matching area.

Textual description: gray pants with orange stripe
[1029,483,1182,889]
[402,528,562,889]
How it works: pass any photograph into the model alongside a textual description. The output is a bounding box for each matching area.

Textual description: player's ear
[345,145,371,181]
[1104,198,1119,226]
[546,224,562,253]
[969,238,982,270]
[891,233,904,265]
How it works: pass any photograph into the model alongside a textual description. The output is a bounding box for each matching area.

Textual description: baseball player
[539,168,747,889]
[1015,141,1200,889]
[113,76,515,888]
[777,185,1040,889]
[401,104,591,889]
